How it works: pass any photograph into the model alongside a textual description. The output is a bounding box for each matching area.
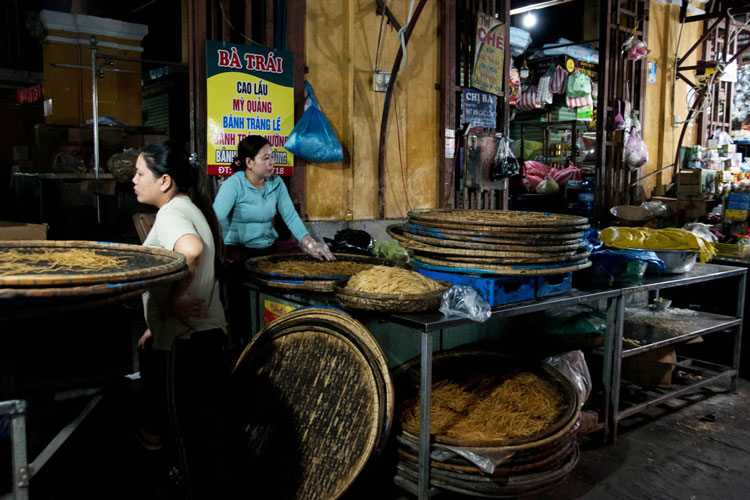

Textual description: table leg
[733,273,746,392]
[0,399,29,500]
[418,330,433,500]
[609,295,625,444]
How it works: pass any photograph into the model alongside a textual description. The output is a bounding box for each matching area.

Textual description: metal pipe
[90,37,101,224]
[51,63,140,74]
[418,330,433,500]
[510,0,573,16]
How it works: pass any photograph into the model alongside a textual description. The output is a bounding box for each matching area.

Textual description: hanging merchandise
[489,134,520,181]
[550,64,568,94]
[566,95,592,108]
[517,85,542,112]
[520,57,530,80]
[566,70,592,98]
[509,65,521,107]
[621,31,649,62]
[613,100,626,130]
[284,80,344,163]
[538,75,553,105]
[624,127,648,168]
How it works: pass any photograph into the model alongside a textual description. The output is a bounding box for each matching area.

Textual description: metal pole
[0,399,30,500]
[90,36,101,224]
[418,330,433,499]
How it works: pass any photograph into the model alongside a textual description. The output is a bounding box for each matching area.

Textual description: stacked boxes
[677,168,716,197]
[725,192,750,221]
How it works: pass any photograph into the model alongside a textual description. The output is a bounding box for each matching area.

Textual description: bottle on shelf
[577,176,595,223]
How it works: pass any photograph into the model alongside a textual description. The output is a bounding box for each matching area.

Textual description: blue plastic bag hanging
[284,81,343,163]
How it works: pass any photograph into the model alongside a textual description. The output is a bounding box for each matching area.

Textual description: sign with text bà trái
[206,41,294,176]
[472,13,504,97]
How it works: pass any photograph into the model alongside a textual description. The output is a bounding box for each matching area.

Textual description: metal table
[245,281,620,500]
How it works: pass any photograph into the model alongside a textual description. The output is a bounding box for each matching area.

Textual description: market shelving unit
[607,263,746,443]
[245,282,621,500]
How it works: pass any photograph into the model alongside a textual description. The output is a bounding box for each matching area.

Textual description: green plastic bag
[566,71,592,98]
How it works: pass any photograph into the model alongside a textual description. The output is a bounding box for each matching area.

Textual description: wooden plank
[288,0,307,216]
[440,0,457,208]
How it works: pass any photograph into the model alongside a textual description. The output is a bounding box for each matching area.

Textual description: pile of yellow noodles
[400,372,564,441]
[345,266,444,294]
[256,260,373,276]
[0,248,128,277]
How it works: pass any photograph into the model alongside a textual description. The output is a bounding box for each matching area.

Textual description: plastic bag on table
[535,175,559,194]
[439,286,491,323]
[396,435,514,475]
[545,350,592,406]
[641,200,668,217]
[323,229,373,255]
[539,304,607,335]
[284,81,343,163]
[682,222,718,243]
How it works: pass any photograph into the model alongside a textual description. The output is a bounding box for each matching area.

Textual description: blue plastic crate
[416,268,535,306]
[535,272,573,298]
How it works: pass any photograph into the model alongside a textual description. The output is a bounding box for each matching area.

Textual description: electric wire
[218,0,261,47]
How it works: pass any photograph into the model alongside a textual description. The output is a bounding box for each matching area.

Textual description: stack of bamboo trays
[232,307,393,499]
[393,351,581,497]
[388,209,592,276]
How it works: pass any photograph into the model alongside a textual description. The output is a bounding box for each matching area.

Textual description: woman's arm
[170,233,208,328]
[275,179,309,242]
[212,178,238,239]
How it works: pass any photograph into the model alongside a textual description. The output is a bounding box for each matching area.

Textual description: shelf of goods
[607,263,746,442]
[244,279,620,500]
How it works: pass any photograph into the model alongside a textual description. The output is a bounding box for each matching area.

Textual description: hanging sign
[472,13,505,97]
[462,88,497,129]
[206,41,294,176]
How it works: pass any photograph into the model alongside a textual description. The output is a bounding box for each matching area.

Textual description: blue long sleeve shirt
[213,172,309,248]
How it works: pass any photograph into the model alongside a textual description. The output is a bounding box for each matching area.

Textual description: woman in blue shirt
[213,135,334,262]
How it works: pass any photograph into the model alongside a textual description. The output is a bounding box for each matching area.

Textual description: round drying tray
[247,253,391,281]
[392,350,580,448]
[0,240,186,287]
[333,278,451,313]
[408,209,589,228]
[425,249,590,265]
[408,218,590,234]
[388,225,581,252]
[405,223,585,243]
[412,256,592,276]
[232,307,392,500]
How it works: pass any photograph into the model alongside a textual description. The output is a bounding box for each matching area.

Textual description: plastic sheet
[439,286,491,323]
[323,229,373,255]
[545,350,591,407]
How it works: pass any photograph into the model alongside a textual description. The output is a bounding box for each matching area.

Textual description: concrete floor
[2,379,749,499]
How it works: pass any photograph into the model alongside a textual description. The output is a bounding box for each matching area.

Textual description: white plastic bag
[536,175,559,194]
[439,286,491,323]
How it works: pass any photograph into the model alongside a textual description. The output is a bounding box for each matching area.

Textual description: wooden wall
[304,0,439,220]
[43,31,143,126]
[642,1,703,198]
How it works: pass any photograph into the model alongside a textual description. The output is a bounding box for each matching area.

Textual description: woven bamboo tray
[410,218,590,234]
[395,445,579,497]
[250,274,340,293]
[412,256,592,276]
[426,249,590,265]
[247,253,389,281]
[405,223,585,242]
[0,240,186,287]
[393,234,582,261]
[254,307,394,456]
[333,278,450,313]
[408,209,589,228]
[392,350,579,447]
[233,307,392,500]
[389,225,580,252]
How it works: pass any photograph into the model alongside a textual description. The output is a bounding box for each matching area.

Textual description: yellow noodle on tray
[256,260,373,276]
[0,248,128,277]
[345,265,444,295]
[400,371,564,442]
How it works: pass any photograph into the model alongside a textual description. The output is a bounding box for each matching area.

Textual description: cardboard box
[727,192,750,210]
[621,346,676,388]
[725,209,748,221]
[0,221,49,240]
[678,168,716,193]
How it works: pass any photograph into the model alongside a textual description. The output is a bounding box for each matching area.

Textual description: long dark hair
[234,135,270,173]
[140,141,225,267]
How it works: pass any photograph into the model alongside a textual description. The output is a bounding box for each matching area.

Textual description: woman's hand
[169,293,209,329]
[300,235,335,261]
[138,329,152,349]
